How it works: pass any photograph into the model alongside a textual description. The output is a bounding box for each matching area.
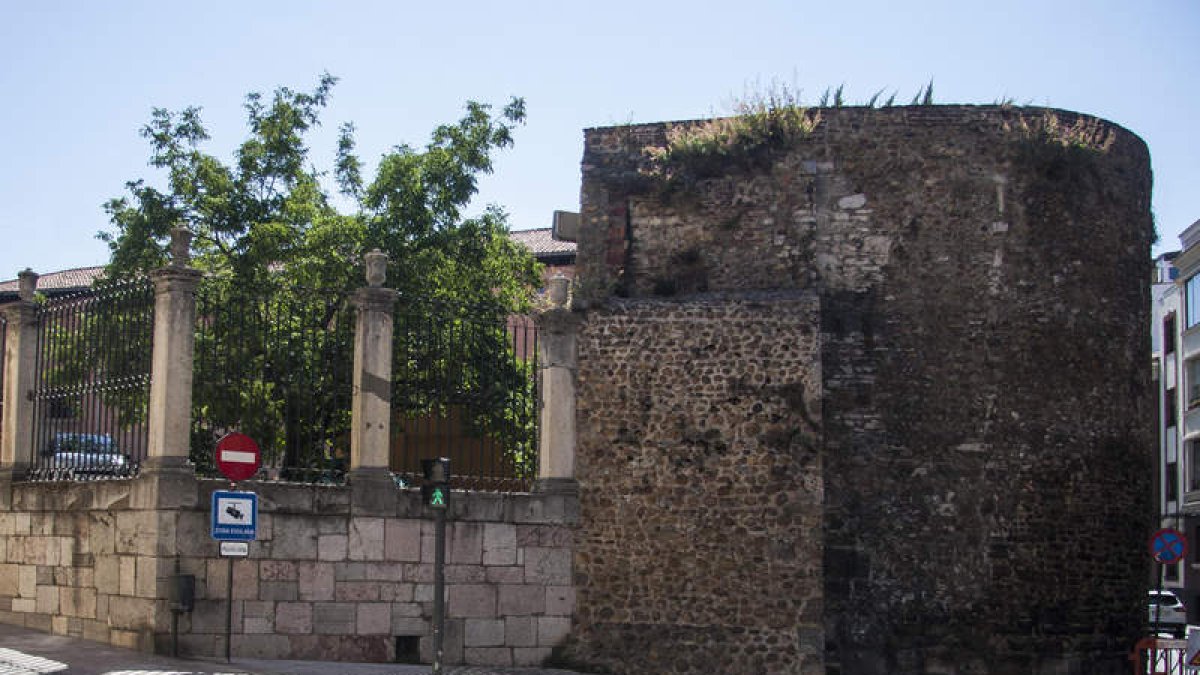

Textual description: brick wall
[0,477,577,667]
[568,105,1154,674]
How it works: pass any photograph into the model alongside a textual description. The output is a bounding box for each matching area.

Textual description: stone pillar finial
[365,249,388,288]
[169,226,193,267]
[548,274,570,308]
[17,269,38,302]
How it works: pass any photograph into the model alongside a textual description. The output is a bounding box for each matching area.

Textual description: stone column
[1,270,41,474]
[349,249,398,483]
[145,227,202,473]
[534,275,580,494]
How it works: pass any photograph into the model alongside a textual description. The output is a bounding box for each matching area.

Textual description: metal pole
[226,553,234,662]
[225,479,237,663]
[432,507,446,675]
[1154,562,1164,637]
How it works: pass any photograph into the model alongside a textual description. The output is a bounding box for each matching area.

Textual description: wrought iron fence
[1131,637,1187,675]
[27,278,154,481]
[392,297,539,492]
[191,279,354,484]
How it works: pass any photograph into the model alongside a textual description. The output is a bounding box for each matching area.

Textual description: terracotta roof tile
[0,265,105,298]
[509,228,577,258]
[1,229,573,299]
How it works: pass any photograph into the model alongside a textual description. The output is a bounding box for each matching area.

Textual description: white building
[1154,219,1200,615]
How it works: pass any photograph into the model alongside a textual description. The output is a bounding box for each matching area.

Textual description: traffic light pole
[421,457,450,674]
[432,505,446,675]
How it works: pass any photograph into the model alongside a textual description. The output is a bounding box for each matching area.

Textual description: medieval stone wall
[572,294,824,674]
[568,106,1154,674]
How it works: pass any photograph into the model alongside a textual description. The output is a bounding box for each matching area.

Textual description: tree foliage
[93,74,541,479]
[100,73,538,298]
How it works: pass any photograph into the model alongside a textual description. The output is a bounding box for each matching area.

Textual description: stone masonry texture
[0,477,577,668]
[564,106,1154,674]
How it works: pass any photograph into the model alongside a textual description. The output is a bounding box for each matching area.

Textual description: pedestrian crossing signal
[432,488,445,506]
[421,484,448,508]
[421,457,451,509]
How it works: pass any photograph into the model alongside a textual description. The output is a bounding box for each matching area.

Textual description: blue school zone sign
[211,490,257,541]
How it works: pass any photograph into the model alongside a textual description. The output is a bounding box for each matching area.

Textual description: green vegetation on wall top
[641,80,939,187]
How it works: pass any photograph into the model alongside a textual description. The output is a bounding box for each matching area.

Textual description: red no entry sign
[1150,528,1188,565]
[215,432,261,483]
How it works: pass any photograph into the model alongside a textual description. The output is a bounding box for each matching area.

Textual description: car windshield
[49,433,117,455]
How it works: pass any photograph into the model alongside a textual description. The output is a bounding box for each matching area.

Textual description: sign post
[422,458,450,675]
[1149,528,1188,650]
[212,489,257,663]
[212,432,261,664]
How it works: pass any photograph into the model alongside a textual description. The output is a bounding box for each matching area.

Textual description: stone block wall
[0,476,577,667]
[0,480,169,651]
[568,106,1155,674]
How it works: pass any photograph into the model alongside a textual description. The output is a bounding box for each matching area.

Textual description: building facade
[1156,220,1200,619]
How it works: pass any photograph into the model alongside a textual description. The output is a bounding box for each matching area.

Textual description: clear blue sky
[1,0,1196,279]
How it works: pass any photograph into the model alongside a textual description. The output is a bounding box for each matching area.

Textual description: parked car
[42,433,133,479]
[1149,589,1187,637]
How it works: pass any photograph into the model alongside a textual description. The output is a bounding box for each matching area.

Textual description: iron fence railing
[14,273,540,490]
[1131,637,1187,675]
[27,278,154,481]
[191,280,354,483]
[392,297,539,492]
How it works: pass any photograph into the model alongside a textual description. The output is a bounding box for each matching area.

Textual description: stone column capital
[534,306,582,334]
[0,300,39,326]
[149,266,203,294]
[536,308,581,371]
[353,286,399,314]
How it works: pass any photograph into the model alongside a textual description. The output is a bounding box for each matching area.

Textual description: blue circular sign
[1151,528,1187,564]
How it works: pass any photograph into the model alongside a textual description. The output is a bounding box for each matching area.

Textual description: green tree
[95,74,541,479]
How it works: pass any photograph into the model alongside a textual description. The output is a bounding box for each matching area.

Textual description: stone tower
[563,106,1154,674]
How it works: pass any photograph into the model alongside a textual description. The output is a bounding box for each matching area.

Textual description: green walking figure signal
[428,485,447,508]
[421,457,450,509]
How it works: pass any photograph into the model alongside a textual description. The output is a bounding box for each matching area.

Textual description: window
[1189,360,1200,409]
[1167,388,1177,428]
[1188,275,1200,329]
[1166,561,1180,582]
[1168,462,1179,502]
[1191,442,1200,492]
[1166,313,1177,355]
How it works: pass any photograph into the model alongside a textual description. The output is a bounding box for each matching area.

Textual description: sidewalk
[0,623,589,675]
